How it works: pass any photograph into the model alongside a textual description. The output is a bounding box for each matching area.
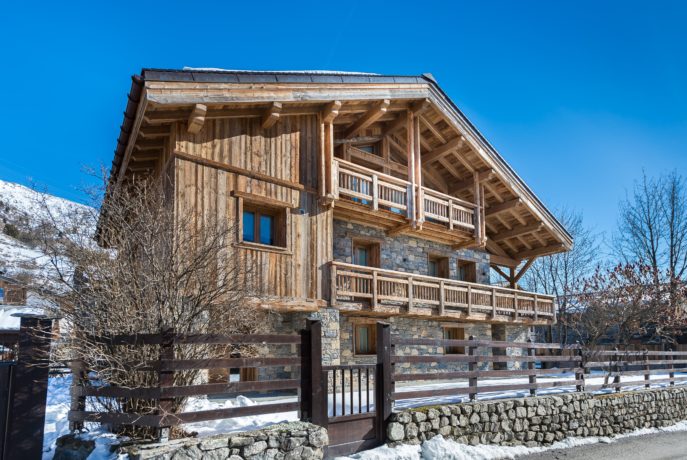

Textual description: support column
[406,111,416,228]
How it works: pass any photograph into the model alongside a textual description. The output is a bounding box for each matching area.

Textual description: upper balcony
[331,158,483,247]
[330,261,556,325]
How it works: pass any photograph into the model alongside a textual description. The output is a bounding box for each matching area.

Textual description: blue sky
[1,1,685,240]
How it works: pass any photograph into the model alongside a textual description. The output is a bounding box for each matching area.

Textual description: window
[0,288,4,304]
[353,240,380,267]
[241,204,286,247]
[354,324,377,355]
[428,256,449,278]
[443,327,465,355]
[457,260,477,283]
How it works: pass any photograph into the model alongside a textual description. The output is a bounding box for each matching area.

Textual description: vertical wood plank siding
[173,116,332,301]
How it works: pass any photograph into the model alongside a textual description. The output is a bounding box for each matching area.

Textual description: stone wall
[333,220,491,284]
[387,387,687,448]
[121,422,328,460]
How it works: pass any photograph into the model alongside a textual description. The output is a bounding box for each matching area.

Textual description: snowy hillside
[0,179,95,284]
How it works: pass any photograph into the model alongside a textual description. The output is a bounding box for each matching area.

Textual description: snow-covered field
[42,373,687,459]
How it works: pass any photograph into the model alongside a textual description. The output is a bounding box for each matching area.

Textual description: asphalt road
[519,430,687,460]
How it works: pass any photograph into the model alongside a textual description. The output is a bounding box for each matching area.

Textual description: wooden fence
[67,321,687,448]
[68,328,312,439]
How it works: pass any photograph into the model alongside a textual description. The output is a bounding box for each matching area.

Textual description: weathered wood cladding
[172,115,332,303]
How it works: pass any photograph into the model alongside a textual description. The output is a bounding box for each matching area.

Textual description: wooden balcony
[332,159,481,245]
[330,261,555,324]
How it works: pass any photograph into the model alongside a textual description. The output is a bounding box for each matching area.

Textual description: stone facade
[387,387,687,448]
[333,220,491,283]
[120,422,328,460]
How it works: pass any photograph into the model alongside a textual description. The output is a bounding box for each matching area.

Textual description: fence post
[468,336,478,401]
[306,319,327,427]
[644,349,650,389]
[69,359,87,431]
[527,339,536,397]
[5,315,53,459]
[157,327,175,441]
[575,344,585,392]
[376,322,392,442]
[613,347,621,393]
[668,348,675,386]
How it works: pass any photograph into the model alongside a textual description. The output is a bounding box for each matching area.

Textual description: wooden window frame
[428,254,450,279]
[353,323,377,356]
[442,326,465,355]
[352,239,381,268]
[236,197,290,252]
[457,259,477,283]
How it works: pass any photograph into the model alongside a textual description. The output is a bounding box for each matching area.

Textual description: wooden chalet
[102,68,572,371]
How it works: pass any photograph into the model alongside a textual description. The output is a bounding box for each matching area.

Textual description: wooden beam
[489,253,519,268]
[322,100,342,123]
[386,223,412,237]
[514,257,537,284]
[334,136,382,145]
[517,244,566,260]
[492,223,543,242]
[344,99,390,138]
[381,99,430,137]
[187,104,207,134]
[261,102,283,130]
[133,139,165,151]
[422,136,464,164]
[492,265,510,282]
[139,125,171,139]
[448,169,494,194]
[486,198,522,218]
[419,115,446,144]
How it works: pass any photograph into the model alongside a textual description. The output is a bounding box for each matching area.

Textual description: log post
[669,348,675,386]
[376,322,392,442]
[330,263,338,307]
[575,344,585,392]
[372,174,379,211]
[372,270,378,310]
[644,349,650,389]
[69,359,87,431]
[612,348,621,393]
[157,327,175,441]
[527,340,537,396]
[468,336,478,401]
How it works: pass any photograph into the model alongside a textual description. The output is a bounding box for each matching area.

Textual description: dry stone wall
[387,387,687,448]
[121,422,328,460]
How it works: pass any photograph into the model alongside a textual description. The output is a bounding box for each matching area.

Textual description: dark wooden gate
[307,321,391,458]
[0,316,53,460]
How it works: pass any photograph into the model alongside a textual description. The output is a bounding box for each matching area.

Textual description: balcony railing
[334,159,477,232]
[331,261,555,322]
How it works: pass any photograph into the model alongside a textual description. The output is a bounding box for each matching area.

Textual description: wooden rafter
[491,223,543,242]
[448,168,494,194]
[187,103,207,134]
[139,125,171,139]
[518,244,566,259]
[514,257,538,284]
[382,99,430,137]
[261,102,283,130]
[344,99,390,138]
[134,139,165,151]
[422,136,464,164]
[486,198,522,217]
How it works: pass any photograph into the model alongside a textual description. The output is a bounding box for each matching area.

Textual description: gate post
[5,315,53,460]
[157,327,175,441]
[375,322,392,442]
[304,319,327,427]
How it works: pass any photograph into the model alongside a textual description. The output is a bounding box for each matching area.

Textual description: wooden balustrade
[332,261,555,322]
[335,159,476,232]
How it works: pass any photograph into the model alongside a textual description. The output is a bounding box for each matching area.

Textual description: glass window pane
[355,247,369,266]
[259,214,274,245]
[428,260,437,277]
[358,326,369,354]
[243,211,255,242]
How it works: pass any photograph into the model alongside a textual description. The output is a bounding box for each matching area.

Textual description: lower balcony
[330,261,555,324]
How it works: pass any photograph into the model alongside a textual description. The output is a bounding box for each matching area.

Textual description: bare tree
[522,209,599,344]
[31,174,270,437]
[614,170,687,308]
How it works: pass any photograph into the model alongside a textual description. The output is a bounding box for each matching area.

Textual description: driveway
[519,430,687,460]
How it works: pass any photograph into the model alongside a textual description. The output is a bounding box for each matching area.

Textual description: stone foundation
[121,422,328,460]
[387,387,687,447]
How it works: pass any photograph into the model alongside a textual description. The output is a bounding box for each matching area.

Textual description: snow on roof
[181,67,380,75]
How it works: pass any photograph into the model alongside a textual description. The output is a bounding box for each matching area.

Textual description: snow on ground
[337,421,687,460]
